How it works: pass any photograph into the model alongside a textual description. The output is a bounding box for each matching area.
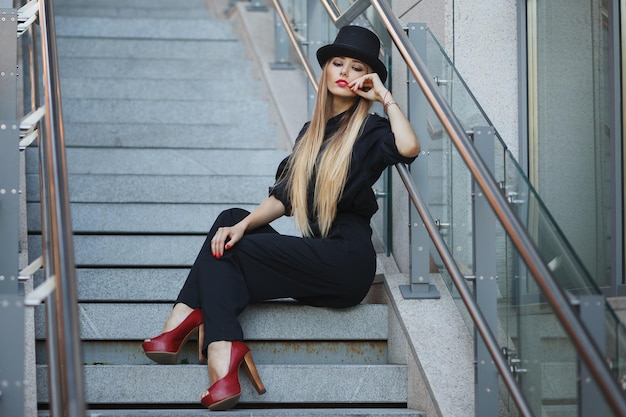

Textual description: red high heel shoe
[142,309,203,364]
[200,341,266,410]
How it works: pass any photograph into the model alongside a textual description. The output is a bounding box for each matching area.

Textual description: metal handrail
[270,0,626,415]
[22,0,86,415]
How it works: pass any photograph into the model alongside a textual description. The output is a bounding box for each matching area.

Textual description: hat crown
[331,25,381,60]
[316,25,388,83]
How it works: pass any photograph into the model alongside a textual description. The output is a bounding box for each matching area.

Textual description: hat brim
[317,44,388,84]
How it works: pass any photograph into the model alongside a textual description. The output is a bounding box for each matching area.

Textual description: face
[325,56,370,99]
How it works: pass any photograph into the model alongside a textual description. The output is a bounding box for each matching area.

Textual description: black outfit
[176,112,416,353]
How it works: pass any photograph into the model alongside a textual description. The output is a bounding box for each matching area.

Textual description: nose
[340,64,349,77]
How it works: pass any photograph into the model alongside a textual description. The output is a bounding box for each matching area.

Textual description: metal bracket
[24,274,55,306]
[18,256,42,282]
[501,347,528,379]
[16,0,38,36]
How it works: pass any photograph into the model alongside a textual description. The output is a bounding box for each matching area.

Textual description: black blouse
[269,111,417,231]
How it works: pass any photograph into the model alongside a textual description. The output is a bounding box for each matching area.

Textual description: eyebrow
[335,57,366,65]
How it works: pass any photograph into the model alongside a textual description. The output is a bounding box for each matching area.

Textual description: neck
[331,96,356,117]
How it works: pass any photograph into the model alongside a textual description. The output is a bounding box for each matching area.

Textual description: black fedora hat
[316,25,387,83]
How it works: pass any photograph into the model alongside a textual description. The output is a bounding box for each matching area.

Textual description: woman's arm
[211,195,286,258]
[350,74,421,158]
[382,92,421,157]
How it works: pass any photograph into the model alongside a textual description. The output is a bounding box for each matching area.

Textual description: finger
[225,232,242,250]
[212,228,228,257]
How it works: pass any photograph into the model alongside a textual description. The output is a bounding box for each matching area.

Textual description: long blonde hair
[283,62,373,237]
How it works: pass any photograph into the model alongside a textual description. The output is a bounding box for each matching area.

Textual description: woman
[142,25,421,411]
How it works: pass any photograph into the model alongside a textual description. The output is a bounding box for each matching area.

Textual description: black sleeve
[267,122,310,216]
[369,115,418,167]
[268,156,292,215]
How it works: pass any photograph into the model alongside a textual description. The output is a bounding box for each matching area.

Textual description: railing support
[473,127,499,417]
[402,23,439,299]
[578,295,608,416]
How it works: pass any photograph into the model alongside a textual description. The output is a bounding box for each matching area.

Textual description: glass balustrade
[422,27,625,416]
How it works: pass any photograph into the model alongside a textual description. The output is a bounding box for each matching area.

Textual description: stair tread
[36,364,408,404]
[59,97,268,125]
[27,203,297,235]
[26,148,287,176]
[26,174,273,204]
[38,409,424,417]
[28,235,207,266]
[59,122,280,149]
[57,37,246,60]
[55,15,234,40]
[34,303,388,340]
[59,77,262,100]
[54,0,209,10]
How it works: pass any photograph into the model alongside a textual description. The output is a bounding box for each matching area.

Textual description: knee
[215,208,250,227]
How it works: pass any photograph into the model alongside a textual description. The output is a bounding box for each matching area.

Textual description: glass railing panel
[424,29,490,130]
[496,226,621,417]
[281,0,307,35]
[421,42,475,280]
[416,18,626,416]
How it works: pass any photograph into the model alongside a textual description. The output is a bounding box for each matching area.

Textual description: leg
[158,303,194,333]
[201,340,266,411]
[144,208,266,364]
[178,208,280,351]
[207,340,231,383]
[176,208,255,309]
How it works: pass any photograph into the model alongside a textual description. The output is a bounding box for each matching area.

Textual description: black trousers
[176,208,376,352]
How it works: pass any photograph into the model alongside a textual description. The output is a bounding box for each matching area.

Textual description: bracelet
[382,90,391,104]
[383,99,398,114]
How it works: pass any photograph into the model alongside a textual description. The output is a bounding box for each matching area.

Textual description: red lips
[336,79,349,87]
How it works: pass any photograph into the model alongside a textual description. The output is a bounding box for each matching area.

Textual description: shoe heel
[198,324,206,364]
[242,351,266,395]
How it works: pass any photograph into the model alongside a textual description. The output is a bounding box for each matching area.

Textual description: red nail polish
[225,244,230,250]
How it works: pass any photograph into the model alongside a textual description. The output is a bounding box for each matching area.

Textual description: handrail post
[472,126,499,417]
[0,5,25,417]
[578,294,608,416]
[401,23,439,299]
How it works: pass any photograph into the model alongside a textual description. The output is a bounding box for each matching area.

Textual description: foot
[207,341,232,383]
[144,303,195,342]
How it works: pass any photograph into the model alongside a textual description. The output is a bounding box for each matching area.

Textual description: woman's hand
[351,72,421,158]
[349,73,388,104]
[210,196,286,258]
[211,222,247,258]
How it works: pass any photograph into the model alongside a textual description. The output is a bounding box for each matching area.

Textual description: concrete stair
[27,0,422,415]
